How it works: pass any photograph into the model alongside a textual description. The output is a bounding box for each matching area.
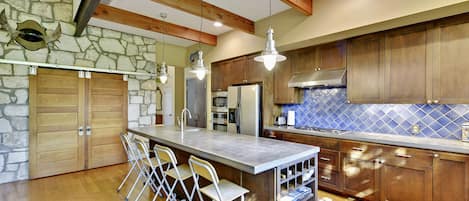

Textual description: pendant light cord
[198,0,203,51]
[269,0,272,27]
[162,16,166,63]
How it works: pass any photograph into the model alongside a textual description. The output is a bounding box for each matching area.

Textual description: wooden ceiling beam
[74,0,101,36]
[281,0,313,15]
[152,0,255,34]
[93,4,217,46]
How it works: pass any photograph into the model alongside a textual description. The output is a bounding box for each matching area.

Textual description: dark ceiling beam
[152,0,255,34]
[93,4,217,46]
[74,0,100,36]
[281,0,313,15]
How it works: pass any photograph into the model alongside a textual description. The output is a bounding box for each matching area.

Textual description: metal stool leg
[117,162,136,192]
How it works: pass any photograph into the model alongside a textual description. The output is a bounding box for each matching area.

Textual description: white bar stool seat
[165,164,193,181]
[200,179,249,201]
[189,155,249,201]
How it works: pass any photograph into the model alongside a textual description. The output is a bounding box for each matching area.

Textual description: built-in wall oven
[212,91,228,132]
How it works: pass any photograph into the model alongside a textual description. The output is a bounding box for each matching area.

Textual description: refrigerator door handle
[236,103,241,133]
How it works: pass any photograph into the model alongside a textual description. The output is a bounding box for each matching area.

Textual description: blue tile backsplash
[282,88,469,140]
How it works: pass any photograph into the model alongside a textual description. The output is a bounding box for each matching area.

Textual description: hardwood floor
[0,163,348,201]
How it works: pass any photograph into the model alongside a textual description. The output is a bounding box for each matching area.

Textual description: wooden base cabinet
[341,156,379,200]
[433,152,469,201]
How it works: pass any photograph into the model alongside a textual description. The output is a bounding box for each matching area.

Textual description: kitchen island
[128,126,320,201]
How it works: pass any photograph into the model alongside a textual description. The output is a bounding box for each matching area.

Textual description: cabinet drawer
[318,149,339,171]
[318,168,340,189]
[340,141,383,160]
[282,133,339,150]
[381,147,433,169]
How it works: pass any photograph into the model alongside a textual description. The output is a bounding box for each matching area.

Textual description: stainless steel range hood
[288,68,346,88]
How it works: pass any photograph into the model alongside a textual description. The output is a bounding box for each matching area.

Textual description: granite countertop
[128,126,320,174]
[265,126,469,155]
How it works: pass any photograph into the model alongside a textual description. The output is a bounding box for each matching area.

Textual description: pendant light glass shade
[255,27,286,71]
[158,62,168,84]
[190,50,208,80]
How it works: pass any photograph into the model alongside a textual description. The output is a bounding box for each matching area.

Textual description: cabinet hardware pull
[433,100,440,104]
[78,126,84,136]
[320,176,331,180]
[346,100,351,104]
[351,147,364,152]
[86,126,92,136]
[395,153,412,158]
[379,159,385,164]
[427,100,432,104]
[317,67,321,71]
[433,153,439,158]
[319,157,331,161]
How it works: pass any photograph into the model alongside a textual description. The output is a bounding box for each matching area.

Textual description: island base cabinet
[379,164,432,201]
[433,153,469,201]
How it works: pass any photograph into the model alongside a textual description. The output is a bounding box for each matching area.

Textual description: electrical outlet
[411,124,420,135]
[462,122,469,142]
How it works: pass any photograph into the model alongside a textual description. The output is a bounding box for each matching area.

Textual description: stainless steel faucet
[180,108,192,132]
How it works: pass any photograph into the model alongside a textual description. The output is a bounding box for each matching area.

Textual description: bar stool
[117,132,137,193]
[132,138,169,201]
[188,155,249,201]
[152,144,196,201]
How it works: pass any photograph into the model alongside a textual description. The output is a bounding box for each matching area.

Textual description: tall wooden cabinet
[433,152,469,201]
[29,69,128,179]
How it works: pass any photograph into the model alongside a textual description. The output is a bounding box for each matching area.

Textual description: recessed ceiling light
[213,21,223,27]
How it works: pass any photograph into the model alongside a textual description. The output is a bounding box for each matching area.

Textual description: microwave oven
[212,91,227,112]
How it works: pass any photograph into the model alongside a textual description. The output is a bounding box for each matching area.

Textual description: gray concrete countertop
[128,126,320,174]
[265,126,469,155]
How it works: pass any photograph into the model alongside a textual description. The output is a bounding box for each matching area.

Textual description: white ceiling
[90,0,291,47]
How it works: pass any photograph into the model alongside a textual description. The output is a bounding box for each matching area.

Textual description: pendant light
[254,0,286,71]
[158,12,168,84]
[190,0,208,80]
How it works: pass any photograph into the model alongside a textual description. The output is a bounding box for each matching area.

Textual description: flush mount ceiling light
[158,12,168,84]
[213,21,223,27]
[254,0,286,71]
[190,0,208,80]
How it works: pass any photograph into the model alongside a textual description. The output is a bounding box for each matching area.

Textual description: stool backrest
[153,144,178,165]
[188,155,219,183]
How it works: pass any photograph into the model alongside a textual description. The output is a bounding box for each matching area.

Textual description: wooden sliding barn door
[86,73,127,168]
[29,69,85,179]
[30,69,128,178]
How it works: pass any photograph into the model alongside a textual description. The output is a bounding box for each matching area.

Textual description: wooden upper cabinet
[384,25,430,103]
[347,33,385,103]
[245,55,266,83]
[274,52,303,104]
[211,61,231,91]
[433,152,469,201]
[228,56,247,85]
[317,41,347,70]
[292,47,317,73]
[431,14,469,104]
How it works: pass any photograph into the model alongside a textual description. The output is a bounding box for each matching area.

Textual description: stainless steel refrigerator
[227,84,261,136]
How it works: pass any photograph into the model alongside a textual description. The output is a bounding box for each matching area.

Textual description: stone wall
[0,0,158,183]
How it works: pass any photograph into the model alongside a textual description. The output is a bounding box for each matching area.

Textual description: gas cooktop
[293,126,349,135]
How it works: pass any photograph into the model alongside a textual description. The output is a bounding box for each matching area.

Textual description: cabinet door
[347,34,385,103]
[431,15,469,103]
[220,61,232,91]
[342,156,378,201]
[292,47,317,73]
[211,63,223,91]
[380,164,432,201]
[384,25,430,103]
[273,52,303,104]
[226,57,247,85]
[433,152,469,201]
[245,55,266,83]
[317,41,347,70]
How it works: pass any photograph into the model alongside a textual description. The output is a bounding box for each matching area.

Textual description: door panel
[29,68,85,179]
[87,73,127,169]
[384,26,429,103]
[432,16,469,103]
[380,165,432,201]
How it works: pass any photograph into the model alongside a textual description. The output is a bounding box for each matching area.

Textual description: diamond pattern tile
[282,88,469,140]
